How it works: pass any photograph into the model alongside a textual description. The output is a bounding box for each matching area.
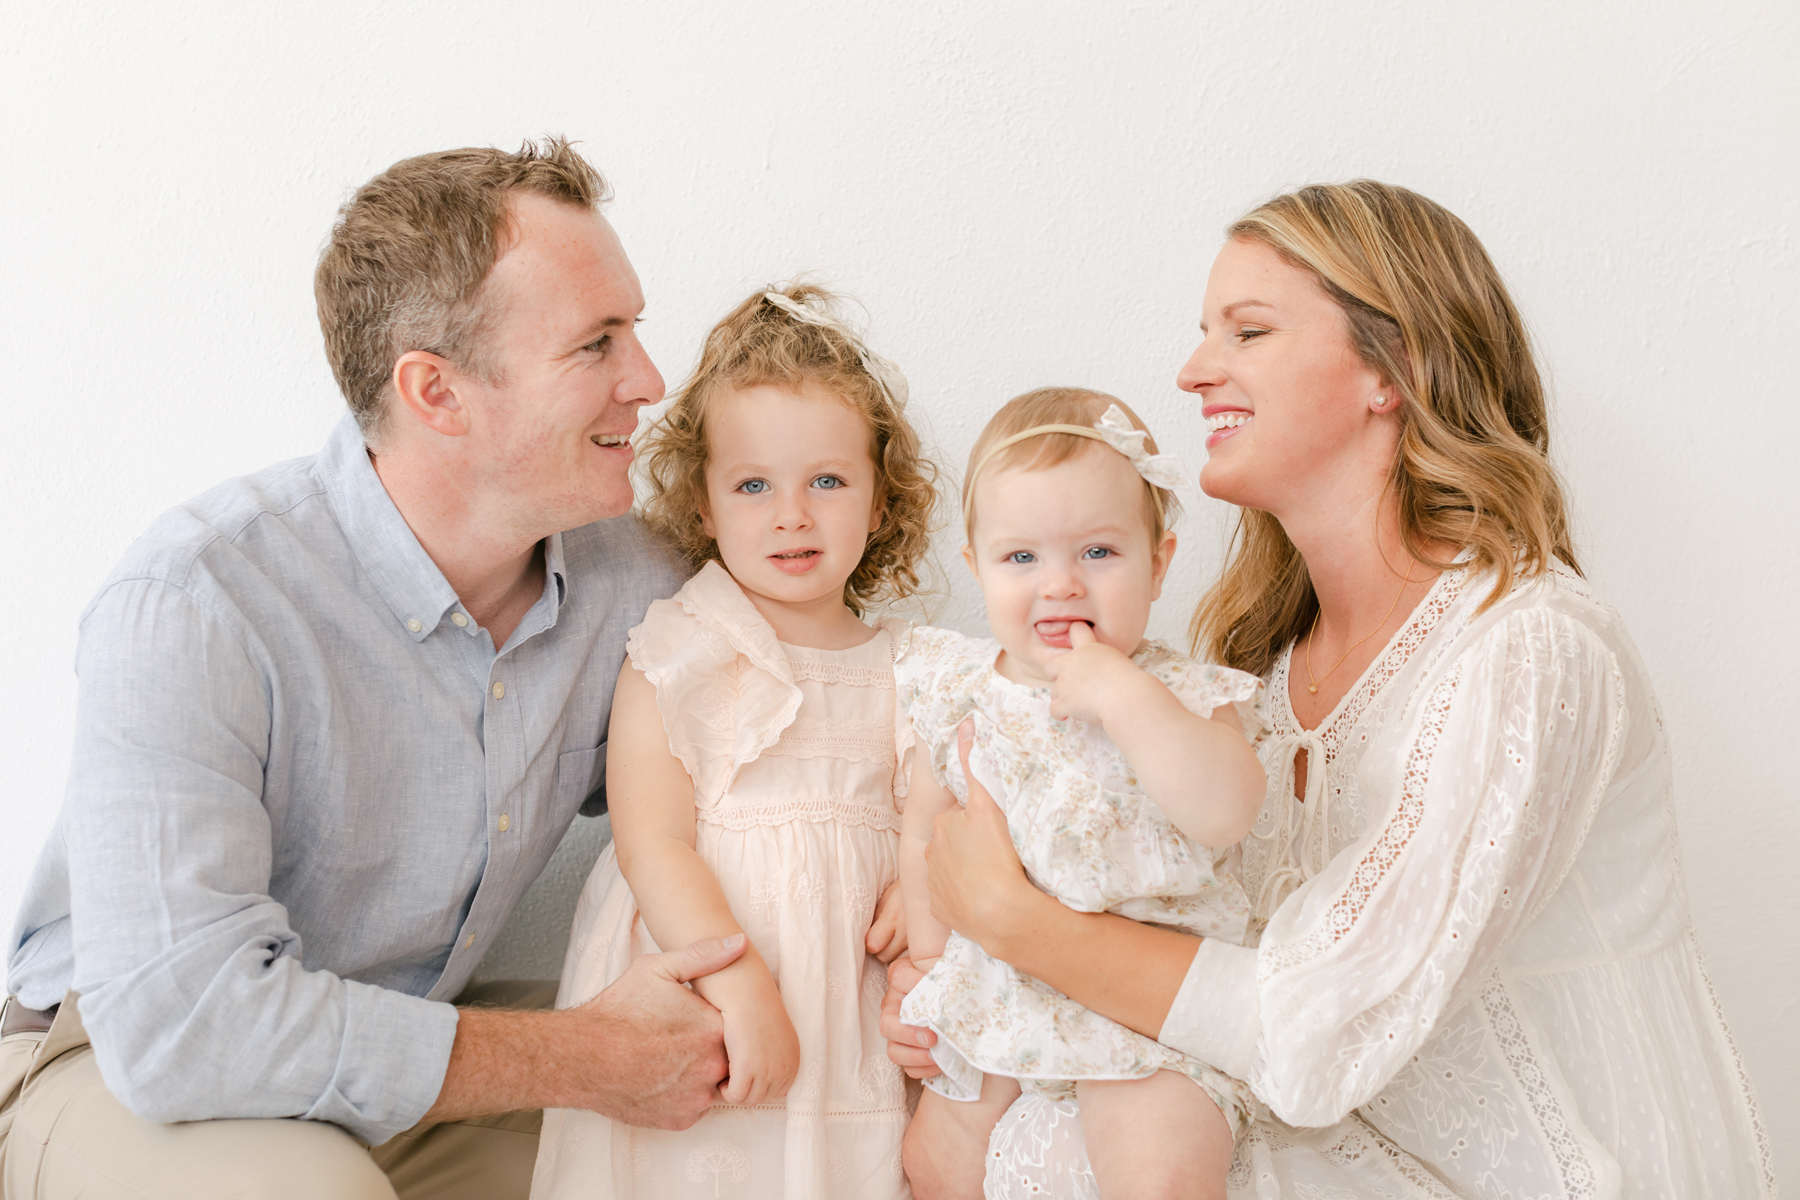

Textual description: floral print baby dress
[894,625,1260,1131]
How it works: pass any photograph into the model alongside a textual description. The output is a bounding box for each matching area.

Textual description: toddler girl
[531,285,937,1200]
[896,388,1265,1200]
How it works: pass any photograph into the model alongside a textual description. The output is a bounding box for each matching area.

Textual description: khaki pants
[0,983,555,1200]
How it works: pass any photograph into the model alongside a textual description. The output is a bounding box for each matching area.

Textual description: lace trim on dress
[1684,923,1780,1195]
[698,793,904,833]
[787,659,895,689]
[765,717,897,765]
[1479,979,1603,1199]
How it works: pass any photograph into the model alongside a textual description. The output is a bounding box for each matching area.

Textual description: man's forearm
[424,1006,578,1122]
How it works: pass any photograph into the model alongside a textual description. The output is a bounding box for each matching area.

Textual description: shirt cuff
[1157,937,1261,1082]
[301,982,461,1144]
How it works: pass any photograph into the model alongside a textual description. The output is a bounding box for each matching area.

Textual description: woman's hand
[926,720,1039,957]
[865,878,909,963]
[879,955,940,1079]
[715,972,801,1106]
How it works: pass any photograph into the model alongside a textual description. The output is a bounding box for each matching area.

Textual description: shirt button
[492,681,505,699]
[407,618,422,632]
[464,933,475,948]
[497,814,510,833]
[451,612,468,627]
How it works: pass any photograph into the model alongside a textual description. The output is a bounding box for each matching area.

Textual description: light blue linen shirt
[5,414,685,1143]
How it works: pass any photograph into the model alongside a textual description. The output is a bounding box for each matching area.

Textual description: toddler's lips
[769,549,822,575]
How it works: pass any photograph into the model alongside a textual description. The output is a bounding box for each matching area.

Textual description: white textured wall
[3,1,1794,1177]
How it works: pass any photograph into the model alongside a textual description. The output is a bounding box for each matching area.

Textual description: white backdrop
[3,1,1795,1181]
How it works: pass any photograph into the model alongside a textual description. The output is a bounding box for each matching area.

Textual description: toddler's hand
[718,976,801,1106]
[865,878,909,963]
[1046,622,1145,725]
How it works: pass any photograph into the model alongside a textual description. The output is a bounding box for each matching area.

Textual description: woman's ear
[391,351,471,437]
[1148,530,1178,602]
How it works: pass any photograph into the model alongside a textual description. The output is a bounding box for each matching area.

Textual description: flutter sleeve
[1159,606,1627,1126]
[625,561,802,807]
[892,624,989,798]
[1142,644,1268,742]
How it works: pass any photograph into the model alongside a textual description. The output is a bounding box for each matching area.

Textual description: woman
[884,181,1774,1198]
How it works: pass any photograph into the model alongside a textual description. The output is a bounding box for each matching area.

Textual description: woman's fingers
[927,721,1029,949]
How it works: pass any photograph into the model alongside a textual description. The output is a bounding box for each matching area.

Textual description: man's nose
[616,337,665,407]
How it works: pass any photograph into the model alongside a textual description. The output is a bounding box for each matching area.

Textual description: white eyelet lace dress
[981,563,1776,1200]
[893,626,1263,1130]
[530,562,913,1200]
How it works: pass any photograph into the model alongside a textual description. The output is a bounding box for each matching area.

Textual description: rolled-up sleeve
[1160,608,1626,1126]
[65,578,458,1143]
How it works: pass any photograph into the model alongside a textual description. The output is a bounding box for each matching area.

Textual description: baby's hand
[1045,622,1149,726]
[865,878,908,963]
[718,974,801,1106]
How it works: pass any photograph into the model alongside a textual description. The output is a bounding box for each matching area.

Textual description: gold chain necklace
[1304,568,1415,696]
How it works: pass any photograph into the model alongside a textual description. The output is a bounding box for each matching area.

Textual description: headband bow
[965,403,1194,523]
[761,291,910,408]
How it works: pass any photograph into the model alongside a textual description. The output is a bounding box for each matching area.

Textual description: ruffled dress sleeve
[891,624,994,801]
[1159,605,1628,1127]
[626,560,803,808]
[1139,641,1267,741]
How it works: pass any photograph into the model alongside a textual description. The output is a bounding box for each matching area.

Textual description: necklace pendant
[1308,683,1318,693]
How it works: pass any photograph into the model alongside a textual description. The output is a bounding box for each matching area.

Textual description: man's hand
[425,933,745,1128]
[1045,621,1149,725]
[865,878,909,963]
[880,956,941,1079]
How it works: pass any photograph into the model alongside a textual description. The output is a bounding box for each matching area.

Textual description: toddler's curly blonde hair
[638,284,939,615]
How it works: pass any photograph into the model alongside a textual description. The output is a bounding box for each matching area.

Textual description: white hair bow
[761,291,910,408]
[1091,404,1194,491]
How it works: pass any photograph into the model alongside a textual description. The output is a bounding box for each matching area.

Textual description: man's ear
[1148,529,1177,602]
[391,351,471,438]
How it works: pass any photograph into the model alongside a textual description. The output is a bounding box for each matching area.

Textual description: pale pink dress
[531,561,912,1200]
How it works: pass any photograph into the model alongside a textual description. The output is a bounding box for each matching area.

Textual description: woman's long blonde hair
[1191,181,1580,676]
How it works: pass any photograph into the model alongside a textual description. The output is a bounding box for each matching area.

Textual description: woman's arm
[607,660,798,1104]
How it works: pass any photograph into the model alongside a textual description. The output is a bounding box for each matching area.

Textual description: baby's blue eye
[1006,550,1036,565]
[1082,546,1113,560]
[738,479,770,495]
[812,474,845,490]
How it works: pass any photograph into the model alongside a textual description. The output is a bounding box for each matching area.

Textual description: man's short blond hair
[314,136,609,438]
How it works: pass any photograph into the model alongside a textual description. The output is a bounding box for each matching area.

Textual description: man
[0,139,740,1199]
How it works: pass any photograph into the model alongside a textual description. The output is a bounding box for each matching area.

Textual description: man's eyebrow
[572,311,643,343]
[1199,299,1275,332]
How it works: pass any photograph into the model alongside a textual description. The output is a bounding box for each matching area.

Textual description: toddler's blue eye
[812,474,845,490]
[1006,551,1036,565]
[738,479,770,494]
[1082,546,1113,560]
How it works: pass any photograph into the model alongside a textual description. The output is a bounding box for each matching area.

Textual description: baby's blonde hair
[638,283,939,614]
[962,387,1180,544]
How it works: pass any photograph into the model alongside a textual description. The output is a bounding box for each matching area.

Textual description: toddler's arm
[607,659,800,1106]
[898,743,960,970]
[1048,623,1265,847]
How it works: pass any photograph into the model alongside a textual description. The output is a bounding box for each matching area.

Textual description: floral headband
[963,403,1192,524]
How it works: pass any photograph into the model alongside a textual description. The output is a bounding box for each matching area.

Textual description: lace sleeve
[1243,607,1627,1125]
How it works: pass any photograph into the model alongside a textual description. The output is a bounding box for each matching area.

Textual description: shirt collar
[316,415,570,644]
[316,414,464,642]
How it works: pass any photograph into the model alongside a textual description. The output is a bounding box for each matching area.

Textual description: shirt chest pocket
[555,742,609,819]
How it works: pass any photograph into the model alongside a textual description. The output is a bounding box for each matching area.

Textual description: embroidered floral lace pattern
[531,562,910,1200]
[1004,564,1774,1198]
